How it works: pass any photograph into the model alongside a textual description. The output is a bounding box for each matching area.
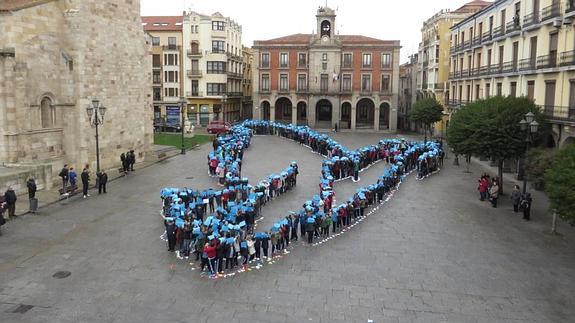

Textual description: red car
[207,120,230,134]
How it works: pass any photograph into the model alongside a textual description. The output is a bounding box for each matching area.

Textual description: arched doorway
[261,101,271,121]
[379,102,390,130]
[561,136,574,148]
[356,98,375,129]
[341,102,351,129]
[41,97,54,128]
[316,99,332,128]
[297,101,307,125]
[275,97,292,123]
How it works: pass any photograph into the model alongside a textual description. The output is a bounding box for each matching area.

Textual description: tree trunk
[498,159,504,195]
[552,211,558,234]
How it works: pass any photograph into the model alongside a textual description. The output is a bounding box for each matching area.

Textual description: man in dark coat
[120,153,127,174]
[165,218,177,252]
[97,171,108,194]
[59,164,69,193]
[128,150,136,171]
[81,165,90,198]
[27,178,37,199]
[4,187,17,218]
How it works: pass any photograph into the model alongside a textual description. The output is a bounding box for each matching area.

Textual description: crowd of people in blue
[160,120,443,279]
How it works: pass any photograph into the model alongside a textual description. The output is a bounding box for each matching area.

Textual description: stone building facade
[252,7,401,131]
[0,0,153,193]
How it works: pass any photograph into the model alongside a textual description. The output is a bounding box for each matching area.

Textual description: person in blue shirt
[68,167,77,191]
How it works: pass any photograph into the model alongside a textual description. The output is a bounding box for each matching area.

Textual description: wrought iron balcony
[482,31,492,42]
[187,50,203,57]
[187,70,203,78]
[186,91,203,97]
[560,50,575,66]
[506,20,521,33]
[472,35,482,47]
[523,12,540,27]
[519,58,536,71]
[541,2,561,21]
[492,25,505,38]
[462,39,471,50]
[542,105,575,123]
[537,53,558,69]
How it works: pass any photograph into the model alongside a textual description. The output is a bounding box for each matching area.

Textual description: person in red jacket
[204,242,217,278]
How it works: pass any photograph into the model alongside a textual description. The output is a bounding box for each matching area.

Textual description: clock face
[322,36,329,42]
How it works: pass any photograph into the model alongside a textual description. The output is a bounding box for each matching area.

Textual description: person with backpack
[3,187,17,219]
[521,193,533,221]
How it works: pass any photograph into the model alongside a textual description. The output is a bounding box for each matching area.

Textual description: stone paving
[0,133,574,323]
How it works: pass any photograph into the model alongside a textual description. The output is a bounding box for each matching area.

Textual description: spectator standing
[27,178,38,214]
[97,170,108,194]
[3,187,17,219]
[81,165,90,198]
[59,164,69,193]
[511,185,521,213]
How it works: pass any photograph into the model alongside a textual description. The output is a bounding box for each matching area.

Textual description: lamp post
[519,111,539,194]
[86,99,106,173]
[179,97,187,155]
[221,93,228,121]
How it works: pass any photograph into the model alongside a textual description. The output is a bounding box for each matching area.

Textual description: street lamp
[86,99,106,173]
[221,93,228,121]
[179,97,187,155]
[519,111,539,194]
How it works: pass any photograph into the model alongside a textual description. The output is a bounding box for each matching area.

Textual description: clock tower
[316,6,336,43]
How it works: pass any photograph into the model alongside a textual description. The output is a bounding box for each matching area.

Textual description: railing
[380,89,393,95]
[537,53,558,69]
[227,71,243,78]
[434,83,445,90]
[208,49,226,54]
[542,105,575,122]
[187,50,203,57]
[523,12,540,27]
[187,70,202,77]
[297,86,309,92]
[450,44,461,54]
[186,91,203,97]
[482,31,492,42]
[479,65,490,76]
[541,2,561,21]
[492,25,505,38]
[506,20,521,33]
[472,35,482,46]
[226,92,243,97]
[162,45,180,50]
[560,50,575,66]
[519,58,536,71]
[460,69,469,78]
[462,39,471,50]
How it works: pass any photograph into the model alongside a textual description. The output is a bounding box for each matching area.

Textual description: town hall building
[252,6,401,131]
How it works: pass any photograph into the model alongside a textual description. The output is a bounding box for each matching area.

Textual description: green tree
[447,96,546,194]
[545,144,575,223]
[409,97,444,142]
[525,148,556,191]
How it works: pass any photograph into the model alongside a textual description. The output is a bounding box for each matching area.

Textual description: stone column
[291,105,297,125]
[351,106,357,130]
[374,105,380,131]
[270,106,275,121]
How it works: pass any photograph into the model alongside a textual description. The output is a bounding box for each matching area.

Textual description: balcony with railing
[479,65,490,76]
[541,2,561,21]
[492,25,505,38]
[186,91,203,97]
[560,50,575,66]
[482,31,492,42]
[506,20,521,34]
[519,58,536,71]
[542,105,575,123]
[450,44,461,54]
[187,49,203,57]
[567,0,575,15]
[523,12,540,28]
[162,45,180,51]
[460,69,470,78]
[434,83,445,90]
[462,39,471,50]
[472,35,482,47]
[187,69,202,78]
[226,92,243,97]
[227,71,243,79]
[537,53,558,69]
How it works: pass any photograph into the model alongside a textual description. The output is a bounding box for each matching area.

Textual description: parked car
[207,120,230,134]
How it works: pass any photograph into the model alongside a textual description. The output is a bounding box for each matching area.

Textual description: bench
[58,184,78,197]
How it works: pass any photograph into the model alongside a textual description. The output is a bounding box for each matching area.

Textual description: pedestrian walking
[97,170,108,194]
[0,202,6,235]
[120,153,128,174]
[3,187,17,219]
[511,185,521,213]
[81,165,90,198]
[128,150,136,172]
[59,164,69,194]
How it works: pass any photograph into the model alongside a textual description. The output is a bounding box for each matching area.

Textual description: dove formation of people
[160,120,443,279]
